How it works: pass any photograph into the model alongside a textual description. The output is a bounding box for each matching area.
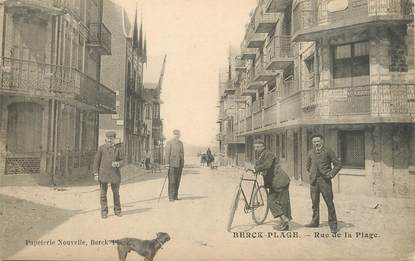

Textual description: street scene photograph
[0,0,414,260]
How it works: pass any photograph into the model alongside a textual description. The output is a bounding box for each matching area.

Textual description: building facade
[217,48,246,167]
[100,1,147,165]
[143,84,164,165]
[0,0,115,185]
[218,0,415,197]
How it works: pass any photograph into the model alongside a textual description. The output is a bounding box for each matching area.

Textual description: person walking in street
[253,139,292,231]
[305,134,342,233]
[206,148,214,168]
[145,151,151,170]
[164,129,184,201]
[93,131,124,219]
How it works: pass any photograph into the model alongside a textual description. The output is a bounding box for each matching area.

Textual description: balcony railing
[254,5,279,33]
[293,0,413,41]
[265,35,293,70]
[0,57,116,113]
[244,28,267,49]
[264,91,280,108]
[280,91,303,123]
[224,133,245,144]
[234,57,247,72]
[87,23,112,55]
[312,84,415,117]
[263,101,278,126]
[246,115,253,132]
[241,47,257,60]
[238,83,415,133]
[264,0,293,12]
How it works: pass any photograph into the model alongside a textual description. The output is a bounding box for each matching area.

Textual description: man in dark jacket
[305,134,342,233]
[254,139,292,231]
[164,129,184,201]
[93,131,124,219]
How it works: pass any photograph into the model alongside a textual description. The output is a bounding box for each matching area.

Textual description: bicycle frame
[238,170,262,213]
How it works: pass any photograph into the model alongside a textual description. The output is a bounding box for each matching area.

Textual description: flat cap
[105,131,116,138]
[254,139,265,145]
[173,129,181,135]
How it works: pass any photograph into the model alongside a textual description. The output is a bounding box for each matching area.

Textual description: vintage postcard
[0,0,414,260]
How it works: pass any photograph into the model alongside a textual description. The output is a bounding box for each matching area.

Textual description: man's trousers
[168,167,183,200]
[310,177,337,230]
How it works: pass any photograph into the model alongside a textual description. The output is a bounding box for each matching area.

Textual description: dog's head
[156,232,171,244]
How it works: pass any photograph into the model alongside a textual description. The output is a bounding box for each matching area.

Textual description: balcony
[234,57,247,72]
[0,57,116,113]
[87,23,112,55]
[265,0,293,13]
[241,48,257,60]
[254,6,280,33]
[244,30,268,48]
[224,133,245,144]
[240,78,256,96]
[279,91,303,123]
[246,115,253,132]
[254,57,279,82]
[265,35,293,70]
[5,0,65,16]
[293,0,414,41]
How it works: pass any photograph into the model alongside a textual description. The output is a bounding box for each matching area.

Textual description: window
[333,41,369,87]
[338,131,365,169]
[304,55,314,89]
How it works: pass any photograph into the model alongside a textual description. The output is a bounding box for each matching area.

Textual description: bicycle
[227,168,269,232]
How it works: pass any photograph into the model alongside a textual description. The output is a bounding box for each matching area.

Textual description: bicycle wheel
[251,185,269,225]
[227,186,241,232]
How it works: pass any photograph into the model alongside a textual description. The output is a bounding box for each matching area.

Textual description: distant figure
[164,129,184,201]
[206,148,214,167]
[200,153,208,166]
[145,151,151,170]
[93,131,124,219]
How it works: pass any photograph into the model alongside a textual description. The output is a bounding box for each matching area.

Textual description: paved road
[1,163,414,260]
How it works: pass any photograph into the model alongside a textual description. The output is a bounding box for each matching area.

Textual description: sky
[114,0,257,146]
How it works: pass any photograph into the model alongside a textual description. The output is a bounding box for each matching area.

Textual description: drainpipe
[51,98,56,186]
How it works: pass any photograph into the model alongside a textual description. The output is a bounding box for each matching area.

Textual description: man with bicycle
[253,139,292,231]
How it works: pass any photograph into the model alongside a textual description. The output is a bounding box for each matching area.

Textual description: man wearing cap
[93,131,124,218]
[253,138,292,230]
[164,129,184,201]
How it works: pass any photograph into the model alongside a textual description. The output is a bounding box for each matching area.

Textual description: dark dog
[115,232,171,261]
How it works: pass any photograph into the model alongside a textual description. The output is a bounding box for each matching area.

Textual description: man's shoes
[101,213,108,219]
[115,212,122,217]
[304,223,319,228]
[169,199,175,202]
[330,227,338,233]
[273,222,289,231]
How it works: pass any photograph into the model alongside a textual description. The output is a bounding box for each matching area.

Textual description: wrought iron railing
[88,23,112,55]
[0,57,116,112]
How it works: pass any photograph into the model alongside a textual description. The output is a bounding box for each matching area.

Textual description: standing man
[305,134,342,233]
[253,139,292,231]
[164,129,184,201]
[93,131,124,219]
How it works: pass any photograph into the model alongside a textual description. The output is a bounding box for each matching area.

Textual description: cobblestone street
[1,160,414,260]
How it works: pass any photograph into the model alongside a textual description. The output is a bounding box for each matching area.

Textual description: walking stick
[157,166,169,204]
